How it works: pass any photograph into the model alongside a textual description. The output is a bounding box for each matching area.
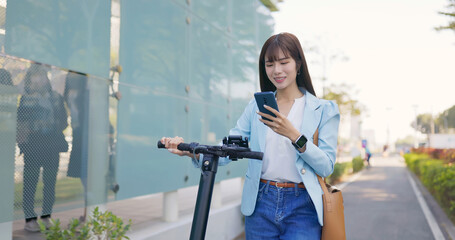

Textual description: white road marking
[337,170,364,190]
[407,170,445,240]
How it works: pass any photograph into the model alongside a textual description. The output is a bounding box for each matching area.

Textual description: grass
[14,177,84,213]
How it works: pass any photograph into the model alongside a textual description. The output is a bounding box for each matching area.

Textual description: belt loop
[294,183,299,196]
[259,181,267,192]
[265,180,270,194]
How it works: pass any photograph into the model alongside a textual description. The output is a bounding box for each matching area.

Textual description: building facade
[0,0,275,238]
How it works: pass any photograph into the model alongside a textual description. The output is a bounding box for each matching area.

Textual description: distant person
[17,65,68,232]
[382,144,389,157]
[365,145,372,167]
[64,70,89,221]
[161,33,340,239]
[0,68,13,85]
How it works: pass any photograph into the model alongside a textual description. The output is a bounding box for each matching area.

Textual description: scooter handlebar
[157,141,192,151]
[157,141,262,160]
[157,141,165,148]
[234,151,263,160]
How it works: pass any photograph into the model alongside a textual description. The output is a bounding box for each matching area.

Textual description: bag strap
[313,128,334,212]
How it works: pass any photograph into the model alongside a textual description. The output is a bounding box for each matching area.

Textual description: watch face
[296,135,307,148]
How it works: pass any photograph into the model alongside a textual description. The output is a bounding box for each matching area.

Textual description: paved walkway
[12,156,455,240]
[343,156,451,240]
[12,178,243,240]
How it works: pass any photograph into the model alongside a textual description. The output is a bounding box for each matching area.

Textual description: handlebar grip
[177,143,192,152]
[157,141,193,152]
[236,151,263,160]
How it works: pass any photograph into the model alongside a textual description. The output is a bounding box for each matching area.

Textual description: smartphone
[254,91,279,122]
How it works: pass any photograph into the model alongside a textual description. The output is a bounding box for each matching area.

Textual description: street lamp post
[412,105,418,148]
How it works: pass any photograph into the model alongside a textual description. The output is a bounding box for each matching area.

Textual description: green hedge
[326,156,365,184]
[404,153,455,222]
[352,156,364,173]
[327,162,352,184]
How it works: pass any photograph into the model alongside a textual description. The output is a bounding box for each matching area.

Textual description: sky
[272,0,455,146]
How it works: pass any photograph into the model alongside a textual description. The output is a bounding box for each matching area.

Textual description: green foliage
[259,0,279,11]
[436,0,455,33]
[322,83,365,116]
[413,105,455,134]
[352,156,364,173]
[436,105,455,131]
[327,162,352,184]
[39,207,132,240]
[411,148,455,164]
[404,153,455,223]
[14,177,84,211]
[411,113,438,134]
[395,135,415,146]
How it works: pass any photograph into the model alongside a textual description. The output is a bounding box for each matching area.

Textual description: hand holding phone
[254,92,279,122]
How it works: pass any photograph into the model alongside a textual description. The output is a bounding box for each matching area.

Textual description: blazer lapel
[257,109,267,152]
[300,90,322,139]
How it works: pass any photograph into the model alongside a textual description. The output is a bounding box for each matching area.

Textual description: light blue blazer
[195,89,340,226]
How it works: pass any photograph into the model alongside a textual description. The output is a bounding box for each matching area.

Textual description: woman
[17,66,68,232]
[162,32,340,239]
[64,71,89,221]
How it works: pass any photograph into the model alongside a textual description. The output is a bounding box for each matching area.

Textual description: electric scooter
[157,135,263,240]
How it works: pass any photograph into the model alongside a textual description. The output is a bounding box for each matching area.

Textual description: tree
[435,105,455,132]
[322,83,365,116]
[411,113,439,134]
[436,0,455,33]
[395,135,415,146]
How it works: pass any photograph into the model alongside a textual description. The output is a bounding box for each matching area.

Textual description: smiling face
[264,47,298,91]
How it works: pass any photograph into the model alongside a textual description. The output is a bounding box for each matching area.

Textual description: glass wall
[0,57,115,222]
[4,0,111,78]
[116,0,274,199]
[0,0,274,226]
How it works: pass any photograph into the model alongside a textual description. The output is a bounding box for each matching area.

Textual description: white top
[261,95,305,183]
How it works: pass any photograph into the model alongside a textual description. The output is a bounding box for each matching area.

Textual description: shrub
[404,153,455,223]
[411,148,455,164]
[328,162,352,184]
[352,156,364,173]
[39,207,132,240]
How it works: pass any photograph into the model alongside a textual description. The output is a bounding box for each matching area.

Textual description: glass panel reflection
[4,0,111,78]
[0,56,112,223]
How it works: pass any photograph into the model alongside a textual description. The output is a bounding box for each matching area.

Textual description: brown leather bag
[313,129,346,240]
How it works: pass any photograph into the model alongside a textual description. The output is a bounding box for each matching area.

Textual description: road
[344,156,437,240]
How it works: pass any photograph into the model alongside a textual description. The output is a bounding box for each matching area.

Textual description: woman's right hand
[160,136,188,157]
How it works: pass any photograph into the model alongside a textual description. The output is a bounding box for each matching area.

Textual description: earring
[297,70,301,75]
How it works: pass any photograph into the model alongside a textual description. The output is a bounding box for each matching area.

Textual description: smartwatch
[292,134,308,150]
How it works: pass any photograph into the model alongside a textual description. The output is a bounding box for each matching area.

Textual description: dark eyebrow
[265,57,290,63]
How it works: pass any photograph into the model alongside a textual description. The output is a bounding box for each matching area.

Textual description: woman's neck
[276,84,303,102]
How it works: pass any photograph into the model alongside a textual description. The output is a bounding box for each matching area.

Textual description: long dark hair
[259,32,316,96]
[23,66,52,94]
[0,69,13,85]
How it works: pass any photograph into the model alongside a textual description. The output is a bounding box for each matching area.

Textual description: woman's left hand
[257,105,301,142]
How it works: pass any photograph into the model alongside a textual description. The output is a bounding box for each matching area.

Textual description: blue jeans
[245,181,321,240]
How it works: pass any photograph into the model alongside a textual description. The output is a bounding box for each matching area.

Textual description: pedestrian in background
[64,71,90,222]
[161,32,340,239]
[0,68,13,86]
[365,145,372,167]
[17,65,68,232]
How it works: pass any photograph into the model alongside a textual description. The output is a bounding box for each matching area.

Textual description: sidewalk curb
[336,168,365,191]
[408,169,455,240]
